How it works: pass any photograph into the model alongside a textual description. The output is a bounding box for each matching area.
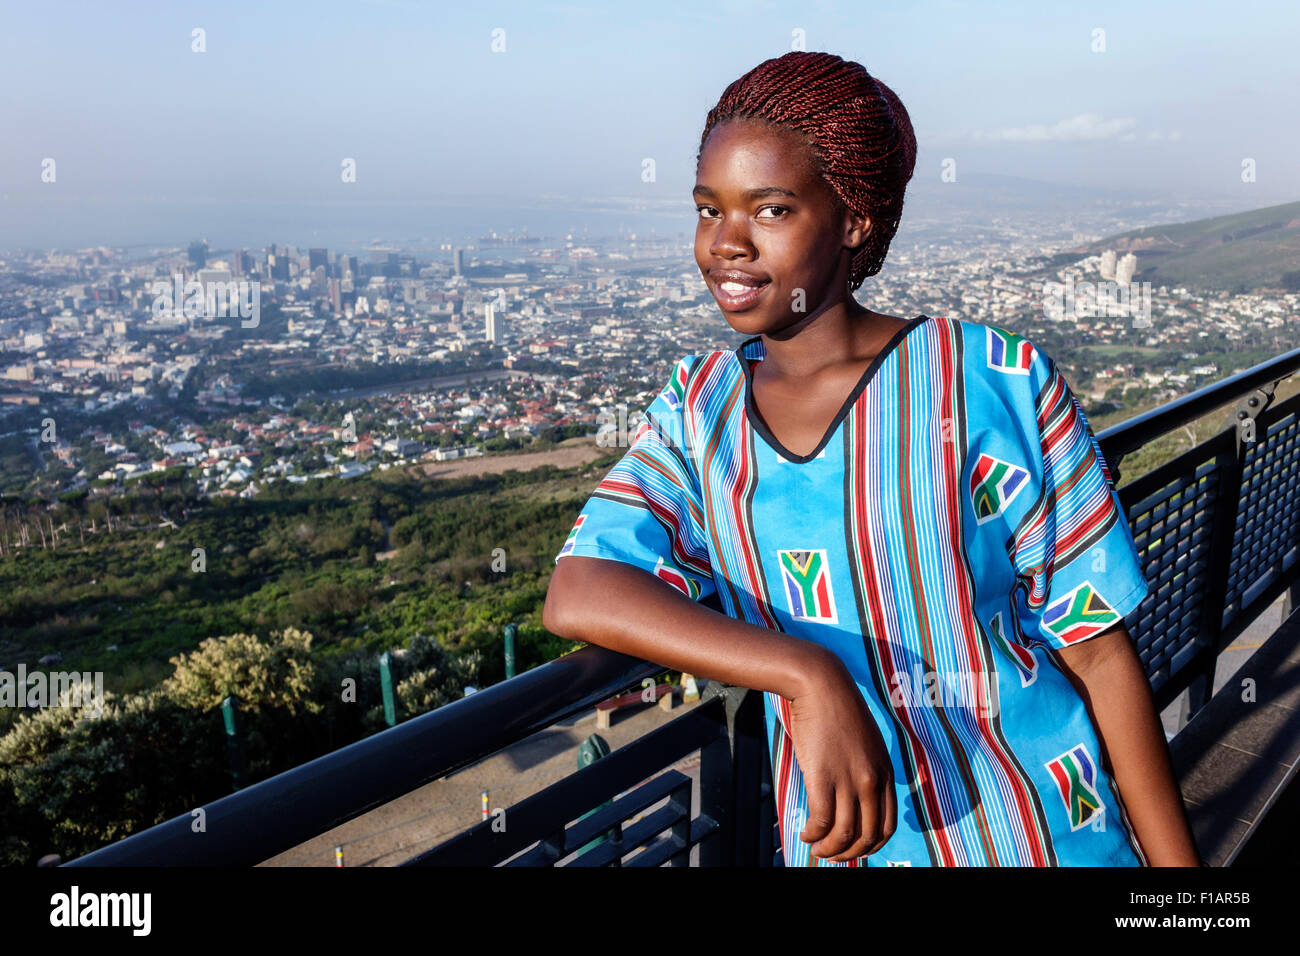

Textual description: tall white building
[1099,250,1117,280]
[1116,252,1138,287]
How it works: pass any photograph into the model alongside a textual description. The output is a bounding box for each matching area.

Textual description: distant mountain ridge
[1069,199,1300,292]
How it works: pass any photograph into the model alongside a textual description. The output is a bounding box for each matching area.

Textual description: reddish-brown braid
[697,51,917,291]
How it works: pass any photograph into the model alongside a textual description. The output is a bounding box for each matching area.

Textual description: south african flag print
[971,453,1030,524]
[1042,581,1121,645]
[986,325,1036,374]
[1046,744,1106,831]
[777,549,837,624]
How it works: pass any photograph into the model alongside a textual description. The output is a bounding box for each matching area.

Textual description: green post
[379,651,397,727]
[504,623,517,680]
[221,695,247,791]
[576,733,617,855]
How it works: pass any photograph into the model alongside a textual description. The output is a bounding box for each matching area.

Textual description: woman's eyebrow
[692,185,799,200]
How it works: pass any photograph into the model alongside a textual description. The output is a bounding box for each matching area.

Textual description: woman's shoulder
[951,320,1060,399]
[643,349,745,455]
[659,348,745,402]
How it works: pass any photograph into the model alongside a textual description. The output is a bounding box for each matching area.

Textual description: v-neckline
[737,314,930,464]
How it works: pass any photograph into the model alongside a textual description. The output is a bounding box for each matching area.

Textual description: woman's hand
[786,650,897,862]
[544,558,898,862]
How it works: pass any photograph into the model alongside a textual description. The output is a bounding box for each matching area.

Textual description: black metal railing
[66,342,1300,867]
[1096,344,1300,723]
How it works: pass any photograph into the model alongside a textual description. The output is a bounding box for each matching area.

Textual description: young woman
[543,51,1200,867]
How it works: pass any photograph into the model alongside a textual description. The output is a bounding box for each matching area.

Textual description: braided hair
[697,51,917,292]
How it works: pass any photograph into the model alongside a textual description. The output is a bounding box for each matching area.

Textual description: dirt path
[411,440,608,480]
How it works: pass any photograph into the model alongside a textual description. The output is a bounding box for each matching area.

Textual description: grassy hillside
[0,451,622,703]
[1087,365,1300,488]
[1074,199,1300,292]
[0,448,631,865]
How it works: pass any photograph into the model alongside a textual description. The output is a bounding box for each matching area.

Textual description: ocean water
[0,197,696,255]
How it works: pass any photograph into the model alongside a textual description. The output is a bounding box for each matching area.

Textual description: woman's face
[693,117,868,338]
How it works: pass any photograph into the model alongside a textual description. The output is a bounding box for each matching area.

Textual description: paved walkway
[1158,593,1292,738]
[1170,600,1300,865]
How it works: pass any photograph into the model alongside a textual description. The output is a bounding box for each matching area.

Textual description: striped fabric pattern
[556,314,1152,866]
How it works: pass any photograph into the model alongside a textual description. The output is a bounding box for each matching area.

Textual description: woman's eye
[696,205,788,220]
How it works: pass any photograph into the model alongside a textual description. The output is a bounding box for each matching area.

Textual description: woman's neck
[757,300,896,380]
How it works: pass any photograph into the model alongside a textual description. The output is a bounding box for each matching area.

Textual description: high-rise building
[1116,253,1137,287]
[453,248,464,276]
[329,278,342,314]
[188,239,208,269]
[1099,249,1117,280]
[485,301,507,343]
[309,248,328,272]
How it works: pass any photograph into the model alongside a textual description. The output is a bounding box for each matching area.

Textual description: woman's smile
[710,271,772,311]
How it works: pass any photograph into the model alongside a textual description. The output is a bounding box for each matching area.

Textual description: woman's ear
[845,212,872,252]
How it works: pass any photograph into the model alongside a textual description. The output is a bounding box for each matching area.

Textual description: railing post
[379,651,397,727]
[732,686,771,866]
[698,683,734,867]
[221,695,247,792]
[504,623,517,680]
[1181,431,1247,728]
[698,682,769,866]
[575,733,618,858]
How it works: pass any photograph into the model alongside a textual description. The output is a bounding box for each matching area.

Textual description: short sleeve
[553,355,717,602]
[1006,345,1150,651]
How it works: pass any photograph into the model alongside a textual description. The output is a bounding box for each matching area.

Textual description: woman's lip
[712,279,771,311]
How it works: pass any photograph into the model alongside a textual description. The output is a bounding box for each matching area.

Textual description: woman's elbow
[542,559,582,638]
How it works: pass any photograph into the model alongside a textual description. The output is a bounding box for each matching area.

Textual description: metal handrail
[65,647,662,866]
[1094,343,1300,464]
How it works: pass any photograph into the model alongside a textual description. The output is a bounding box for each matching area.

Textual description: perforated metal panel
[1108,391,1300,711]
[1125,455,1220,694]
[1224,407,1300,629]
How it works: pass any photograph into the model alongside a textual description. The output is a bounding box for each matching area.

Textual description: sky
[1,0,1297,250]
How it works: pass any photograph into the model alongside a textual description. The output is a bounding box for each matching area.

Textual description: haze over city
[2,0,1298,250]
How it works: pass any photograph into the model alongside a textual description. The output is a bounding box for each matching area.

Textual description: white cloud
[971,113,1139,143]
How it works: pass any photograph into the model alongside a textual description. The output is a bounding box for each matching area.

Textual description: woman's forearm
[1057,630,1201,866]
[542,554,839,701]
